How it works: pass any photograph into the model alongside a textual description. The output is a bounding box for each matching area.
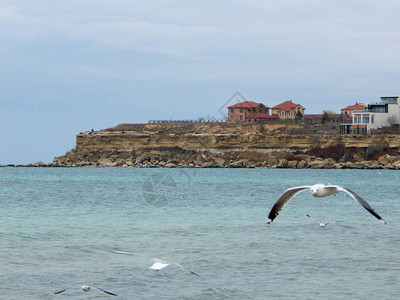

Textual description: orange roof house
[341,102,366,118]
[228,101,270,122]
[271,100,305,120]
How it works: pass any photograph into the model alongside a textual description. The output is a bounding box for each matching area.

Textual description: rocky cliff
[52,123,400,169]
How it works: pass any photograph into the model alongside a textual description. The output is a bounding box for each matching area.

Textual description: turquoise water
[0,168,399,299]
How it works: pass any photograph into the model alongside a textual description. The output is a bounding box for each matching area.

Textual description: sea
[0,167,399,299]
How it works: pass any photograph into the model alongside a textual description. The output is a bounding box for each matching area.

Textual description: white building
[340,97,400,134]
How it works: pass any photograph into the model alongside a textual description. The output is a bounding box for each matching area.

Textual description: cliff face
[74,130,400,150]
[53,123,400,169]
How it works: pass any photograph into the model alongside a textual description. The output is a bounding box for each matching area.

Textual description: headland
[48,122,400,169]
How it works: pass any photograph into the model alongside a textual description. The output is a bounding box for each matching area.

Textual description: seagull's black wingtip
[54,289,68,295]
[190,271,201,277]
[97,288,118,296]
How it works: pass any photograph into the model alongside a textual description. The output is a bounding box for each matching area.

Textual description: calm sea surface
[0,168,399,299]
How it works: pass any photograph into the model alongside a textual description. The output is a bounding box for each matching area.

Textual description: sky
[1,0,400,164]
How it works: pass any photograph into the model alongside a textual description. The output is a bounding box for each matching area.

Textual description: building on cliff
[227,101,272,122]
[341,102,366,119]
[228,100,306,122]
[340,97,400,134]
[271,100,305,120]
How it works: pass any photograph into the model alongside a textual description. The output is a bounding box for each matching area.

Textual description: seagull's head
[310,186,319,195]
[310,184,328,197]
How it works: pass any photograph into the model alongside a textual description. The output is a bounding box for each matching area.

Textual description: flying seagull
[307,213,329,228]
[267,184,386,224]
[112,251,201,277]
[54,285,117,296]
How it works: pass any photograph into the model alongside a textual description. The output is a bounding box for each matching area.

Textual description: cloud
[2,1,400,61]
[0,6,47,41]
[1,1,400,95]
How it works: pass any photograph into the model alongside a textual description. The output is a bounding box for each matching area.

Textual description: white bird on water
[54,285,118,296]
[307,213,329,228]
[112,251,201,277]
[267,184,386,224]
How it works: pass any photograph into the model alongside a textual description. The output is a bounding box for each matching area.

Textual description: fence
[148,119,228,124]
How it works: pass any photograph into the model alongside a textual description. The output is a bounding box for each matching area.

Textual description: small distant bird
[267,184,386,224]
[112,251,200,277]
[307,214,329,228]
[54,285,117,296]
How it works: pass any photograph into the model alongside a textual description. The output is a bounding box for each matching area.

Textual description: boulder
[393,161,400,169]
[377,154,395,165]
[214,157,226,167]
[277,159,288,168]
[229,159,248,168]
[297,160,308,169]
[287,160,298,168]
[266,157,279,167]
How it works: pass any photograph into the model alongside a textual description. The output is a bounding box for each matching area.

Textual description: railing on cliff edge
[148,119,228,123]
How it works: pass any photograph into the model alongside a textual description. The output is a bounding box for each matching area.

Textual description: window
[371,115,375,123]
[362,114,370,123]
[231,109,234,113]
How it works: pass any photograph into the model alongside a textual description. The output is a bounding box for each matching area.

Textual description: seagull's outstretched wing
[306,213,321,223]
[307,213,328,227]
[54,288,69,295]
[335,185,386,224]
[267,186,311,223]
[94,287,118,296]
[54,286,117,296]
[111,250,151,260]
[170,262,201,277]
[112,251,166,264]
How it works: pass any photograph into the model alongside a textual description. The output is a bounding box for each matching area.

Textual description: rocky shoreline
[4,151,400,169]
[47,146,400,169]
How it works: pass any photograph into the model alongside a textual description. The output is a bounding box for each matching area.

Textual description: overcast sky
[1,0,400,164]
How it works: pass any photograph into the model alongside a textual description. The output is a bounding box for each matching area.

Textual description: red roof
[341,103,365,111]
[272,100,301,112]
[247,113,275,119]
[228,101,269,109]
